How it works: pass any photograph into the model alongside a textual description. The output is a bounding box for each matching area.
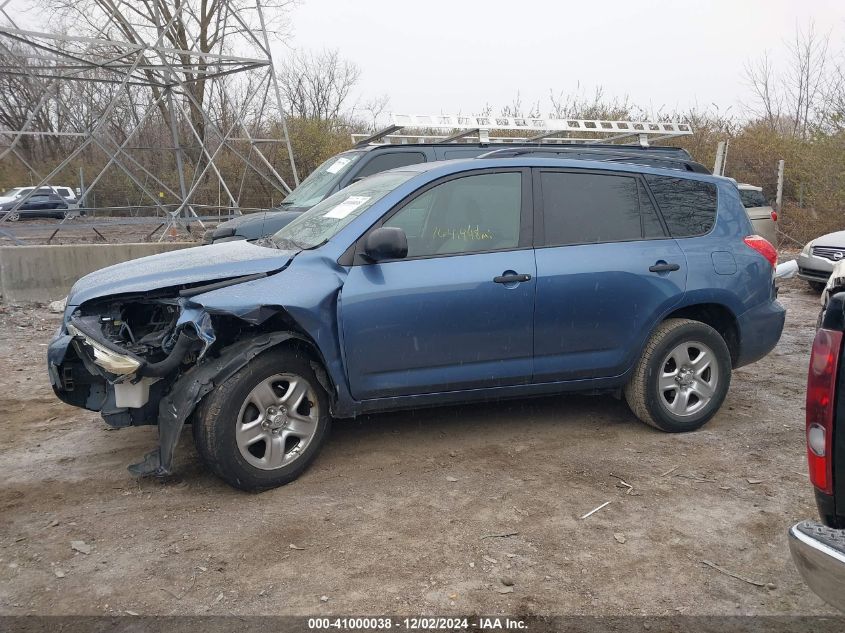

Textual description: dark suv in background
[204,142,708,244]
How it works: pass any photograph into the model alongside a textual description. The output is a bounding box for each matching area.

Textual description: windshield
[281,151,364,209]
[271,170,416,250]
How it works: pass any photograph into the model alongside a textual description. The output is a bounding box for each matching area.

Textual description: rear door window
[355,152,427,180]
[644,175,717,237]
[539,171,664,246]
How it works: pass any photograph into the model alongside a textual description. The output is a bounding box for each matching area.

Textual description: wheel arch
[661,303,740,367]
[246,309,339,409]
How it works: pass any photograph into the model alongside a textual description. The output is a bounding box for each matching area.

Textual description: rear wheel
[193,347,330,491]
[808,281,826,293]
[624,318,731,433]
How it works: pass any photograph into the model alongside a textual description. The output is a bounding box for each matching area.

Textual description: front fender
[187,252,356,416]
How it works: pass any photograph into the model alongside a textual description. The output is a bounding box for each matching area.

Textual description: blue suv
[48,157,785,490]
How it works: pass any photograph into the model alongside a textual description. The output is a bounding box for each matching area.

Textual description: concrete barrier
[0,242,194,304]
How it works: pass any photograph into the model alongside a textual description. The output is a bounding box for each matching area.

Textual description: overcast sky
[282,0,845,121]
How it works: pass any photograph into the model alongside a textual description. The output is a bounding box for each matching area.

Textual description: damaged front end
[47,287,303,478]
[48,293,215,474]
[46,241,308,478]
[47,240,348,480]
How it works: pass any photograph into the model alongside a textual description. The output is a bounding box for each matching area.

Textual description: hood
[217,212,275,230]
[67,240,294,307]
[213,209,304,242]
[0,196,17,205]
[813,230,845,248]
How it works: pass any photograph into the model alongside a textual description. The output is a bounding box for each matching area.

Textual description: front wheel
[4,210,20,222]
[193,347,331,491]
[624,318,731,433]
[808,281,826,293]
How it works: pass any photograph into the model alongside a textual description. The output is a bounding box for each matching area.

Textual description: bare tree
[359,94,390,132]
[277,48,361,124]
[745,53,783,131]
[786,21,829,137]
[744,21,830,138]
[823,62,845,132]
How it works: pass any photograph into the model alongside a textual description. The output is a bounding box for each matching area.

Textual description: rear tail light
[771,210,778,222]
[806,328,842,494]
[744,235,778,267]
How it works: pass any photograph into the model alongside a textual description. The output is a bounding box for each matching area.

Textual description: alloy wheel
[657,340,720,418]
[235,373,320,470]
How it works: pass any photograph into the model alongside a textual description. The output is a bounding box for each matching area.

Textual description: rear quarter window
[644,175,717,238]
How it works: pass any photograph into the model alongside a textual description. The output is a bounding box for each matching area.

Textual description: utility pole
[713,141,726,176]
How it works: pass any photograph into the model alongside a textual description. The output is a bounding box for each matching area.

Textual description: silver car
[798,230,845,292]
[737,183,777,245]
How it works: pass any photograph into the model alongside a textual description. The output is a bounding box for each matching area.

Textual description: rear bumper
[734,300,786,368]
[789,521,845,612]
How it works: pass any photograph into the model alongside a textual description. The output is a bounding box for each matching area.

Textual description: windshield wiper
[271,237,305,250]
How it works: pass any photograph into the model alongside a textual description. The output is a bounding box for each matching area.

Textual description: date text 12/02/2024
[307,617,528,630]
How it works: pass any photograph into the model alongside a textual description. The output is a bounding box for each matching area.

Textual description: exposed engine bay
[55,295,205,430]
[83,299,184,362]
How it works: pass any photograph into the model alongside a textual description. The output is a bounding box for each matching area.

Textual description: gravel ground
[0,274,838,616]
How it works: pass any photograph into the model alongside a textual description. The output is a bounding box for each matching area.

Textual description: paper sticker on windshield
[324,195,370,219]
[325,156,351,174]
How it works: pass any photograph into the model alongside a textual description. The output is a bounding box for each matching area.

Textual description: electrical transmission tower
[0,0,299,237]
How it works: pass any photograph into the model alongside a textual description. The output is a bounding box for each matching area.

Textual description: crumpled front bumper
[47,332,77,400]
[789,521,845,612]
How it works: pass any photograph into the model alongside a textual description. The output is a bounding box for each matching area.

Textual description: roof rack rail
[477,147,710,174]
[352,114,693,149]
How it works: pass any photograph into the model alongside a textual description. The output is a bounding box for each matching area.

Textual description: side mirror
[364,227,408,262]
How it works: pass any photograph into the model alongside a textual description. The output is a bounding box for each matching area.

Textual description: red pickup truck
[790,290,845,611]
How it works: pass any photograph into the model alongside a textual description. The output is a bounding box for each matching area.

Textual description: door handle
[649,262,680,273]
[494,273,532,284]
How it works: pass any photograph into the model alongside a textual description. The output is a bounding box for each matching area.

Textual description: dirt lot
[0,274,838,616]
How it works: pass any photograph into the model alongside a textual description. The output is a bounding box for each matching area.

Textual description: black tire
[624,318,731,433]
[809,281,826,293]
[192,347,330,491]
